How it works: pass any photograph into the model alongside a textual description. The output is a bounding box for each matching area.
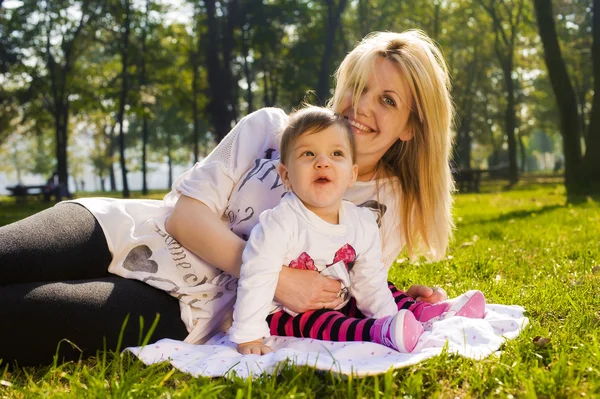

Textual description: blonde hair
[329,30,455,260]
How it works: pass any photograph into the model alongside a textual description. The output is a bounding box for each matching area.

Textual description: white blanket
[126,304,528,379]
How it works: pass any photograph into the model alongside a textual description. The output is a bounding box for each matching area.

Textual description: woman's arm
[166,195,246,277]
[166,195,343,312]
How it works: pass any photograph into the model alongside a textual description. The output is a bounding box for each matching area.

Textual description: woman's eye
[382,96,396,107]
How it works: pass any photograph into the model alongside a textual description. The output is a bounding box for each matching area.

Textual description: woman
[0,29,452,365]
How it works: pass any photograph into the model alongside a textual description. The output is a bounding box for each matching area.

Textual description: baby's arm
[348,208,398,318]
[230,207,291,353]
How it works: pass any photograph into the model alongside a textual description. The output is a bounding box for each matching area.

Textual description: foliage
[0,0,596,195]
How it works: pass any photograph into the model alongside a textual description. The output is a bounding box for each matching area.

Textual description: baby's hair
[279,105,356,165]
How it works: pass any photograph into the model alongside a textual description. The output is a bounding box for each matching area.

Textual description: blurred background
[0,0,596,197]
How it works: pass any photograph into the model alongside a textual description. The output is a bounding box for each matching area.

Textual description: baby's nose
[315,155,330,168]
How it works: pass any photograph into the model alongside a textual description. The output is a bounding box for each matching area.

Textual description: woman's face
[337,57,414,178]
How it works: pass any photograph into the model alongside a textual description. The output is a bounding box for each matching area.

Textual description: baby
[229,106,485,355]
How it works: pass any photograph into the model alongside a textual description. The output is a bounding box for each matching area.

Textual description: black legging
[0,203,188,366]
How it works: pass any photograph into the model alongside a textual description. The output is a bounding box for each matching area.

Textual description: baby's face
[278,125,358,219]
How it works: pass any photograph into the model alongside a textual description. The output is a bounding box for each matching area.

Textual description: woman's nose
[355,91,373,117]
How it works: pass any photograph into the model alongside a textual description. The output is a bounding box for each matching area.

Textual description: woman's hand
[406,284,447,303]
[275,267,344,313]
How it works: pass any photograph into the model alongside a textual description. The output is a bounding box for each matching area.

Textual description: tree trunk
[433,1,441,42]
[533,0,582,193]
[224,0,239,121]
[502,60,519,184]
[518,130,526,172]
[241,21,254,113]
[205,0,234,142]
[109,126,116,191]
[263,71,270,107]
[167,129,173,188]
[456,121,472,169]
[316,0,348,105]
[44,2,90,196]
[455,96,474,169]
[191,8,201,164]
[47,23,68,196]
[55,103,69,197]
[358,0,369,38]
[191,50,200,163]
[582,0,600,189]
[142,119,148,193]
[140,0,150,195]
[479,0,524,184]
[453,51,480,169]
[117,0,131,198]
[270,72,279,105]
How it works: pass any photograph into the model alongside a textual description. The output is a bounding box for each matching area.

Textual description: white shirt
[72,108,404,344]
[229,192,398,344]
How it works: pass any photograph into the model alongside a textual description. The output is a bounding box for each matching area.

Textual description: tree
[316,0,348,104]
[47,1,102,191]
[239,0,254,113]
[584,0,600,187]
[139,0,151,194]
[116,0,132,198]
[88,118,115,192]
[248,1,309,109]
[190,3,205,163]
[478,0,529,184]
[204,0,238,142]
[446,1,493,169]
[533,0,600,193]
[20,0,104,192]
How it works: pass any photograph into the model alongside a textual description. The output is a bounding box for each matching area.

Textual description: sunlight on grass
[1,182,599,397]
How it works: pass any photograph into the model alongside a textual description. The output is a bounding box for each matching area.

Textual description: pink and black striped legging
[266,282,431,342]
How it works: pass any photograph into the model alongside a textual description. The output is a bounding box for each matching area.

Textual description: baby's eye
[382,96,396,107]
[302,151,315,157]
[332,150,344,157]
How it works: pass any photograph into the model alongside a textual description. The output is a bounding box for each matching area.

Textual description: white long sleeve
[229,206,293,344]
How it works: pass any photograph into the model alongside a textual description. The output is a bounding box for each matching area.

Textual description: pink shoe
[371,310,424,353]
[443,290,486,319]
[416,290,486,322]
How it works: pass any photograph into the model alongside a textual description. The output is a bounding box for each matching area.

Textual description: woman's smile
[346,117,375,133]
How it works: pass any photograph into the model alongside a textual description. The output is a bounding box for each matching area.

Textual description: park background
[0,0,598,197]
[1,0,600,397]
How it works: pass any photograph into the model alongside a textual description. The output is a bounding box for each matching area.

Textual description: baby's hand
[237,339,273,355]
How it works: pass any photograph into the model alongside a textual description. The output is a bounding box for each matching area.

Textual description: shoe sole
[445,290,486,319]
[393,310,424,353]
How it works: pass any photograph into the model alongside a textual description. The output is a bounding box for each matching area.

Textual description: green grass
[0,190,168,227]
[1,182,600,398]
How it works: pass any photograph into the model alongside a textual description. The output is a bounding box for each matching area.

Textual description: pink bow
[288,244,356,271]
